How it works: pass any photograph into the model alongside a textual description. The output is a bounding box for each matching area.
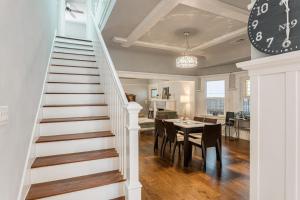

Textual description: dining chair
[225,112,235,139]
[189,116,206,139]
[194,116,205,122]
[154,118,166,154]
[162,121,184,163]
[204,118,218,124]
[189,124,222,171]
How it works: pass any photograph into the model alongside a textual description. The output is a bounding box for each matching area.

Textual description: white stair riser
[52,52,96,61]
[49,66,99,75]
[53,47,95,55]
[46,83,103,93]
[39,182,124,200]
[54,42,94,51]
[43,106,108,118]
[36,137,115,157]
[40,120,111,136]
[55,38,92,46]
[51,59,97,68]
[31,157,119,184]
[45,94,105,105]
[48,74,100,83]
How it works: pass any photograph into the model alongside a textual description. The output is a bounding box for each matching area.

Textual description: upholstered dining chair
[204,118,218,124]
[162,121,184,163]
[154,118,166,154]
[189,124,222,171]
[225,112,235,138]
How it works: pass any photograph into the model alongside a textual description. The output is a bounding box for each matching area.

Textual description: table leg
[183,128,192,168]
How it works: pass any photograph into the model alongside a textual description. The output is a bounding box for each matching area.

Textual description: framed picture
[162,87,170,99]
[151,89,158,98]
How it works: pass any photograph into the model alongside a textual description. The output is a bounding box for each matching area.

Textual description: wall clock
[248,0,300,55]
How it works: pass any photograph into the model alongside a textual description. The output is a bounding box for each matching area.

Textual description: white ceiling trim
[112,0,249,54]
[118,70,197,81]
[181,0,249,23]
[121,0,181,47]
[191,27,247,51]
[113,37,187,52]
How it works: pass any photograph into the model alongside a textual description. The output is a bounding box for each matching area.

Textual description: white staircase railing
[88,10,142,200]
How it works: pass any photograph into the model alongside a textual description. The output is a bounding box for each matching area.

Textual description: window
[246,79,251,96]
[206,80,225,116]
[243,80,251,114]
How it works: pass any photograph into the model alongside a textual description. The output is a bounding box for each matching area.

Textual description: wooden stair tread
[36,131,114,143]
[47,81,100,84]
[49,72,100,76]
[51,64,98,69]
[56,35,92,42]
[45,92,104,94]
[54,46,94,51]
[52,57,96,62]
[52,51,95,56]
[26,170,124,200]
[43,103,107,107]
[55,41,93,47]
[111,197,125,200]
[32,149,118,168]
[40,116,109,123]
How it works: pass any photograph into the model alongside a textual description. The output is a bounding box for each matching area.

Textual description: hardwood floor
[139,132,249,200]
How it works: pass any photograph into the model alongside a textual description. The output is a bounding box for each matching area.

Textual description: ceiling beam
[113,37,186,52]
[191,28,247,51]
[181,0,249,23]
[121,0,180,47]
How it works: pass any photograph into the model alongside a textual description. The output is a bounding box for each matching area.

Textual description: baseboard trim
[17,30,57,200]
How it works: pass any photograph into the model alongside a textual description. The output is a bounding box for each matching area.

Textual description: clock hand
[281,0,291,47]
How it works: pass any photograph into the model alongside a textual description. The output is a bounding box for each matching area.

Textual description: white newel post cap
[236,50,300,75]
[126,102,142,130]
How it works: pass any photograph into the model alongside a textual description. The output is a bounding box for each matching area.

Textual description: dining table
[163,119,217,168]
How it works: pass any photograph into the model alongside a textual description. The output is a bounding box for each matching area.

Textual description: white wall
[0,0,58,199]
[65,21,87,38]
[148,80,195,117]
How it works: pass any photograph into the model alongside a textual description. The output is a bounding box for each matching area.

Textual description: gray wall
[108,46,245,76]
[120,78,149,115]
[197,64,242,76]
[108,46,199,76]
[0,0,58,199]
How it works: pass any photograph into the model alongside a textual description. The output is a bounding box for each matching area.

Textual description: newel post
[125,102,142,200]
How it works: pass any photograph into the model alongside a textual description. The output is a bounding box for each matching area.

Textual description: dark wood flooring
[139,132,249,200]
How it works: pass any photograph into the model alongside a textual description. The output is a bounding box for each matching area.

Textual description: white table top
[164,119,213,129]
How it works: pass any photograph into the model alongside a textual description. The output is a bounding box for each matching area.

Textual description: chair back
[202,124,222,148]
[155,118,165,137]
[164,121,177,142]
[194,116,205,122]
[156,113,169,119]
[204,118,218,124]
[225,112,235,123]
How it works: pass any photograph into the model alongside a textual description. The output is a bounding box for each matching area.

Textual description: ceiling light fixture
[176,32,198,69]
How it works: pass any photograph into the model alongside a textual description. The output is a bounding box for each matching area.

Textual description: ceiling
[65,0,87,23]
[102,0,251,68]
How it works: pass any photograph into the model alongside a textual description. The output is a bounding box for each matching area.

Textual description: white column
[125,102,142,200]
[237,51,300,200]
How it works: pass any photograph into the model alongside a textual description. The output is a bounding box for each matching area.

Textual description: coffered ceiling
[102,0,251,68]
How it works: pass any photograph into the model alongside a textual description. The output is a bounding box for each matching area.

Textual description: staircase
[25,36,126,200]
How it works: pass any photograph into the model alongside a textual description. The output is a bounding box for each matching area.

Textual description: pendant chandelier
[176,32,198,68]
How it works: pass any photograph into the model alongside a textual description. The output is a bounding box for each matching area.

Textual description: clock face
[248,0,300,55]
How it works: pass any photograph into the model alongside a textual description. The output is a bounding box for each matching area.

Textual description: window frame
[205,79,226,116]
